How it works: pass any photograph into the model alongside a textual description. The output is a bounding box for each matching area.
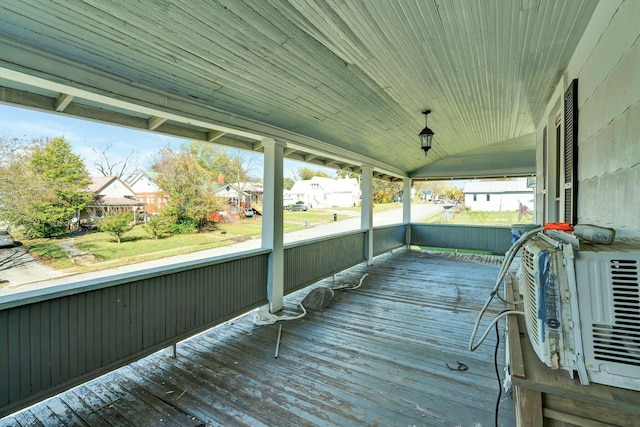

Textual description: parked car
[289,203,308,211]
[0,227,16,248]
[244,208,254,217]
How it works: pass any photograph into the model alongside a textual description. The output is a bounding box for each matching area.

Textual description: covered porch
[1,1,639,425]
[1,248,514,426]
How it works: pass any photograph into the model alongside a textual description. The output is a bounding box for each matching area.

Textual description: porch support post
[262,138,286,313]
[403,177,412,248]
[361,164,374,264]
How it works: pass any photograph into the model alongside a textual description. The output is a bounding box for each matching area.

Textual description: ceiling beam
[55,93,74,112]
[148,116,168,130]
[208,130,225,142]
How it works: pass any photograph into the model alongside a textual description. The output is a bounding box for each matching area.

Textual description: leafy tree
[336,170,359,179]
[152,148,220,232]
[98,211,133,243]
[184,141,258,183]
[372,178,401,204]
[0,137,92,237]
[283,177,295,190]
[297,167,330,180]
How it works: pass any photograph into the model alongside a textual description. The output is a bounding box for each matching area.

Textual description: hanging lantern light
[418,109,434,155]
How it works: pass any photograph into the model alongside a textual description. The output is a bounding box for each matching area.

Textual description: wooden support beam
[148,116,168,130]
[304,154,317,162]
[207,130,225,142]
[283,148,296,156]
[55,93,74,112]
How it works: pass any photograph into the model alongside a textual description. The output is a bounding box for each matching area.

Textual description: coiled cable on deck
[252,302,307,325]
[468,227,541,352]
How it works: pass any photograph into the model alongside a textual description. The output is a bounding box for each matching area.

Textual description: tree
[144,214,171,239]
[0,137,92,237]
[297,167,330,181]
[184,141,258,183]
[98,211,133,243]
[372,178,401,204]
[91,143,140,182]
[336,170,359,179]
[152,147,220,232]
[283,177,295,190]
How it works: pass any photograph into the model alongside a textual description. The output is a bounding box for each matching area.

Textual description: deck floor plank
[1,249,516,426]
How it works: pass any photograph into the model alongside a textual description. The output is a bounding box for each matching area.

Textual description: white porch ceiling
[0,0,598,180]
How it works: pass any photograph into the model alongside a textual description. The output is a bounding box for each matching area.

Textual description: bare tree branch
[91,143,140,180]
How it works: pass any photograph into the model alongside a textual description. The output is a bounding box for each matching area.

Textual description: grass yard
[424,208,534,226]
[16,203,521,275]
[13,205,372,273]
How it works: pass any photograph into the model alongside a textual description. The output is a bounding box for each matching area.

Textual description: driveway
[0,245,70,293]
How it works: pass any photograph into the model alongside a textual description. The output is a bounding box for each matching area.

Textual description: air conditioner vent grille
[521,245,540,346]
[592,259,640,366]
[592,325,640,366]
[611,259,640,327]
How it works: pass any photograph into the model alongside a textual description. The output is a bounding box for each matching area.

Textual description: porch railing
[411,223,512,254]
[0,223,511,418]
[284,230,367,294]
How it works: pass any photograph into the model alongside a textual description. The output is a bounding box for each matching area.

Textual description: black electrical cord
[493,315,502,427]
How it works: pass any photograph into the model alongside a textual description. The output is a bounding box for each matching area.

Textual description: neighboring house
[127,171,168,214]
[234,181,263,206]
[288,176,360,208]
[80,176,145,226]
[462,179,533,212]
[283,189,295,207]
[213,182,263,222]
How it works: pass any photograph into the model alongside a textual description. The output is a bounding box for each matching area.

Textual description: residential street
[0,204,442,296]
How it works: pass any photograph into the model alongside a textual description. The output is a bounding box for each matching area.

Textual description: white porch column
[261,138,285,313]
[403,177,412,248]
[360,164,374,264]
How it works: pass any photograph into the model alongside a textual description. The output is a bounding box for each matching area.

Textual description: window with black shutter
[542,126,548,224]
[564,79,579,225]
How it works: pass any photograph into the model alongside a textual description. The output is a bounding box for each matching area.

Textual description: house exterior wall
[100,178,136,198]
[464,192,532,212]
[288,177,360,208]
[128,173,167,213]
[537,0,640,237]
[463,179,533,212]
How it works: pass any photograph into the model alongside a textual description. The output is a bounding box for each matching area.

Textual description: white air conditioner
[573,239,640,391]
[519,235,587,382]
[519,234,640,391]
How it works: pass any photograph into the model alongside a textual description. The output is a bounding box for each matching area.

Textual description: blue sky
[0,104,331,180]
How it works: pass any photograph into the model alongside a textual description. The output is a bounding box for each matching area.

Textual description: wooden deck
[0,249,515,426]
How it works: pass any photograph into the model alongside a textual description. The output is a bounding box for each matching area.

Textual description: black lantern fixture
[418,109,434,155]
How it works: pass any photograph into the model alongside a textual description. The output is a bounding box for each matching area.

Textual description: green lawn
[16,203,524,274]
[13,205,371,273]
[424,208,533,226]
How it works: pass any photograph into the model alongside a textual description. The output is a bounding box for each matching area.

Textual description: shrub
[97,211,133,243]
[144,215,172,239]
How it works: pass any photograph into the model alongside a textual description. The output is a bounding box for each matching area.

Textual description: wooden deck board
[1,249,516,426]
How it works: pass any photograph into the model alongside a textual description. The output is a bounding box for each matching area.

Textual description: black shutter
[542,126,548,224]
[564,79,578,225]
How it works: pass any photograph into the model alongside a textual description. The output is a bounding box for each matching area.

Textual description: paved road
[0,245,69,288]
[0,204,442,296]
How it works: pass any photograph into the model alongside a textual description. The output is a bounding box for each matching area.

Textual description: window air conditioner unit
[519,234,640,391]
